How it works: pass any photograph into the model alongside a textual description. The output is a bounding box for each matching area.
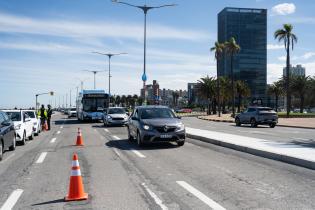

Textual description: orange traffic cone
[75,128,84,146]
[44,122,48,131]
[65,153,88,201]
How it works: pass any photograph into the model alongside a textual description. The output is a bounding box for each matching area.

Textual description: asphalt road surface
[1,113,315,210]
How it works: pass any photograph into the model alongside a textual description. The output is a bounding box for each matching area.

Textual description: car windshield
[140,108,175,119]
[6,112,21,121]
[26,111,35,118]
[71,108,76,111]
[108,108,125,114]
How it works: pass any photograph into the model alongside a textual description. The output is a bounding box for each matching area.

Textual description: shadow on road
[105,139,178,151]
[54,119,101,125]
[32,198,65,206]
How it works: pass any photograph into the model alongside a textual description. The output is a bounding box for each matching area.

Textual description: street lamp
[75,77,89,91]
[83,70,106,89]
[35,91,54,111]
[112,0,177,104]
[92,52,127,107]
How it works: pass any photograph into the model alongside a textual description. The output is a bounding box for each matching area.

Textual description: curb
[187,133,315,170]
[197,116,315,129]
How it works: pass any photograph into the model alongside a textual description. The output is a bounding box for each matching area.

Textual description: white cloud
[267,44,284,50]
[271,3,296,16]
[278,52,315,62]
[0,12,211,41]
[302,52,315,60]
[277,56,286,61]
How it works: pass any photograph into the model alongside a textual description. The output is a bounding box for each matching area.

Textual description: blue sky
[0,0,315,108]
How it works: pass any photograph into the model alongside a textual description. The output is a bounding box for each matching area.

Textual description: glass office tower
[218,7,267,103]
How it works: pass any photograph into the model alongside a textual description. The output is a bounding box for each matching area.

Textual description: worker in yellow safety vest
[37,104,47,127]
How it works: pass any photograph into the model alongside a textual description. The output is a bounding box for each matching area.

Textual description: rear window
[6,112,21,121]
[25,111,35,118]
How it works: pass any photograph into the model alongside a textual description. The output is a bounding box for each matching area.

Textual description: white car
[25,110,41,136]
[3,110,34,145]
[67,107,77,118]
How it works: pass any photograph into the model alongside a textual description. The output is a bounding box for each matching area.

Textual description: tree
[225,37,240,117]
[115,95,121,106]
[235,80,251,113]
[210,41,225,117]
[267,81,284,112]
[219,76,231,114]
[132,94,139,107]
[274,24,298,117]
[121,95,126,107]
[196,76,216,115]
[291,75,310,113]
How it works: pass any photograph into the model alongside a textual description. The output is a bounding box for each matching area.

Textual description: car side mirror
[25,117,31,122]
[1,121,11,126]
[131,116,139,121]
[126,112,130,116]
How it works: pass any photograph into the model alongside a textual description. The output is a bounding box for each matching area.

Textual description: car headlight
[107,115,112,119]
[143,125,151,130]
[177,123,185,130]
[14,124,21,130]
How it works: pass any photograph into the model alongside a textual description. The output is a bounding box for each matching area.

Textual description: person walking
[47,105,53,131]
[38,104,47,130]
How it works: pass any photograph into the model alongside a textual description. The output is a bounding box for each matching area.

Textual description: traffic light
[50,91,54,96]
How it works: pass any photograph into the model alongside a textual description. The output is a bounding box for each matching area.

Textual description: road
[1,113,315,210]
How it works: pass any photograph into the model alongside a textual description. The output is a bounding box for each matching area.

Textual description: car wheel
[269,123,276,128]
[29,132,34,140]
[127,127,133,142]
[9,136,16,151]
[0,141,3,161]
[177,141,185,146]
[137,132,143,147]
[250,118,257,128]
[21,132,26,145]
[235,118,241,126]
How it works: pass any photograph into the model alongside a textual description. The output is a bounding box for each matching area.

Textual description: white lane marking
[141,183,168,210]
[0,189,24,210]
[60,126,63,129]
[176,181,226,210]
[57,131,61,134]
[113,148,121,157]
[36,152,47,164]
[104,129,109,133]
[94,129,96,132]
[131,150,146,158]
[112,135,120,140]
[2,153,15,163]
[50,138,57,143]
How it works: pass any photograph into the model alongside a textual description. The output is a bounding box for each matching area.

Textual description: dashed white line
[113,148,121,157]
[112,135,120,140]
[36,152,47,164]
[50,138,57,143]
[60,126,63,129]
[141,183,168,210]
[131,150,146,158]
[176,181,226,210]
[0,189,23,210]
[104,129,109,133]
[57,131,61,134]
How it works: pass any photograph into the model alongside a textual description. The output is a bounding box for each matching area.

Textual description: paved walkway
[198,114,315,129]
[186,127,315,169]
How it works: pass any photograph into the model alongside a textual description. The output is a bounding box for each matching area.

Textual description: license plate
[160,134,172,139]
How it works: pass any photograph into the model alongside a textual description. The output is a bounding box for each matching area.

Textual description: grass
[278,112,315,118]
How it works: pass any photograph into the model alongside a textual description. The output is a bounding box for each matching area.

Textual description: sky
[0,0,315,108]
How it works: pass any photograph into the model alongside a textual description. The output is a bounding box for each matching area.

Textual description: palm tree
[291,75,310,113]
[210,42,225,117]
[121,95,126,107]
[274,24,298,117]
[115,95,121,106]
[132,94,139,107]
[235,80,251,113]
[225,37,240,117]
[267,81,284,112]
[219,76,231,113]
[196,76,216,115]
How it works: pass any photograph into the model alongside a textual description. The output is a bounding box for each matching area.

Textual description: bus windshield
[83,98,106,112]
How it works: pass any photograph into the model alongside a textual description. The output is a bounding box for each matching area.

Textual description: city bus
[76,90,109,121]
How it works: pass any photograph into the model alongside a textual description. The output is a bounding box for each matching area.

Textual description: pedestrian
[47,104,53,131]
[38,104,47,129]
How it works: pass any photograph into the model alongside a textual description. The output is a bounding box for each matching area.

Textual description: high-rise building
[140,80,160,104]
[187,83,197,105]
[218,7,267,102]
[283,64,306,77]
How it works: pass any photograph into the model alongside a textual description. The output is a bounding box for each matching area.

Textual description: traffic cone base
[65,154,88,202]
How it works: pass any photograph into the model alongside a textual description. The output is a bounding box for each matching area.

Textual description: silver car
[103,107,129,126]
[235,107,278,128]
[127,106,185,147]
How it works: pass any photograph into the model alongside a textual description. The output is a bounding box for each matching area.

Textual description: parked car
[176,108,192,113]
[25,110,41,136]
[0,111,16,161]
[67,107,77,118]
[103,107,129,126]
[3,110,34,145]
[235,107,278,128]
[127,106,185,147]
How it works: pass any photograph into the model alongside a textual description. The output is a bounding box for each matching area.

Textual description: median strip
[36,152,47,164]
[0,189,23,210]
[176,181,226,210]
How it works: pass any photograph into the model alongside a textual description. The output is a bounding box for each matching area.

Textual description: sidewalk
[186,127,315,170]
[198,114,315,129]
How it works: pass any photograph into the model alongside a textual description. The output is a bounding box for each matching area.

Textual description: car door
[2,113,14,148]
[0,112,8,148]
[23,112,32,137]
[129,109,138,137]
